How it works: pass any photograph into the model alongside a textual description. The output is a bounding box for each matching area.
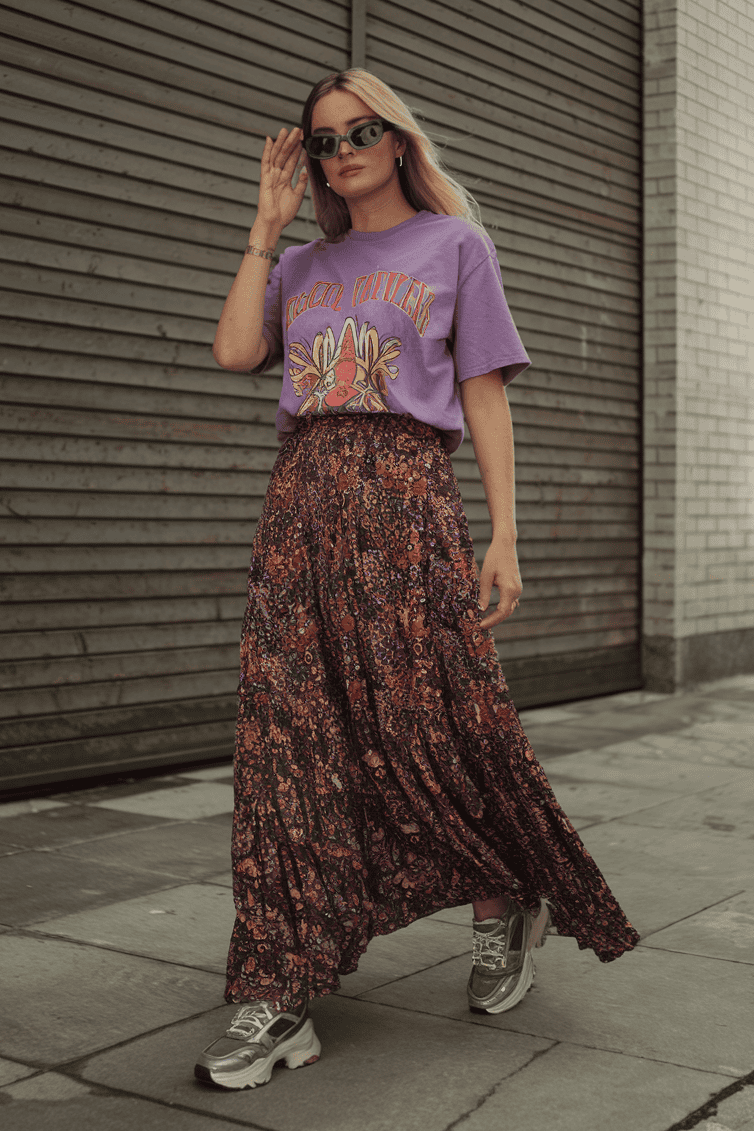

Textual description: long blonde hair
[301,69,483,242]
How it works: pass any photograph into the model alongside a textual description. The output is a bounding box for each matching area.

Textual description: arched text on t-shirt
[285,271,435,337]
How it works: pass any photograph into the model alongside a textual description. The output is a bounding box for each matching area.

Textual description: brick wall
[643,0,754,691]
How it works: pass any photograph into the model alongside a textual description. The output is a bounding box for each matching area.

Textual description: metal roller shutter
[1,0,641,791]
[366,0,642,706]
[0,0,347,790]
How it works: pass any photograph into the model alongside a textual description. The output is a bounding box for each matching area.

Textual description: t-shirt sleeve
[452,248,531,385]
[249,256,284,374]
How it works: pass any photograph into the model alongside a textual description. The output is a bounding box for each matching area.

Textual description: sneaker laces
[473,926,511,970]
[226,1002,277,1041]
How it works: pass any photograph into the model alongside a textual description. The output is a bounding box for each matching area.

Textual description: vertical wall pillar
[642,0,754,692]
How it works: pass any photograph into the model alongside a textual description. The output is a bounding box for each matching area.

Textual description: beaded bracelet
[245,245,274,260]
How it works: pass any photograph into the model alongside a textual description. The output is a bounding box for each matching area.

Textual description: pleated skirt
[225,412,639,1007]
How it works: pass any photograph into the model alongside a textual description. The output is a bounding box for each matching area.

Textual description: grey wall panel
[0,0,641,790]
[0,0,348,790]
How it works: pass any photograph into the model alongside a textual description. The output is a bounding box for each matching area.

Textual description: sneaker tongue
[473,919,502,934]
[226,1002,274,1038]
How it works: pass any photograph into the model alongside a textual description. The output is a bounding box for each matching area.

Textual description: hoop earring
[398,155,403,168]
[326,181,330,188]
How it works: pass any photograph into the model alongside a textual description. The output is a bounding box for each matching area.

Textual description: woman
[194,68,639,1091]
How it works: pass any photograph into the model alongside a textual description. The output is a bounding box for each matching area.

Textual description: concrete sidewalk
[1,673,753,1131]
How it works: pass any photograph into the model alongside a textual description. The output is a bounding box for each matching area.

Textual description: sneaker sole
[196,1018,321,1090]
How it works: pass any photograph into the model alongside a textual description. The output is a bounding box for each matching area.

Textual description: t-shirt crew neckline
[346,210,431,242]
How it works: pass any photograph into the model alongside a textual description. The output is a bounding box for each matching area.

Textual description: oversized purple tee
[253,210,530,453]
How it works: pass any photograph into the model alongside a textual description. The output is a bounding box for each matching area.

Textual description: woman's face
[309,89,405,202]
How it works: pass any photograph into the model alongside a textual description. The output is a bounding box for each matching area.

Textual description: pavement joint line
[636,888,747,941]
[39,847,230,884]
[41,1072,280,1131]
[555,782,754,829]
[333,994,737,1077]
[441,1040,560,1131]
[0,814,212,845]
[637,944,754,967]
[6,925,229,978]
[340,944,474,1000]
[62,1001,232,1071]
[662,1066,754,1131]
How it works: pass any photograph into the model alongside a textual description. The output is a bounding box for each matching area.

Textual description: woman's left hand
[478,536,523,630]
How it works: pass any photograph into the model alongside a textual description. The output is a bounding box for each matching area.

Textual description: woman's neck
[347,184,418,233]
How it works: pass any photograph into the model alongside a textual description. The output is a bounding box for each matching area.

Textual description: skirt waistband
[294,411,444,445]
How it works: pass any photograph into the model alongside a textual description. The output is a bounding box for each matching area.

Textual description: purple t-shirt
[254,210,530,453]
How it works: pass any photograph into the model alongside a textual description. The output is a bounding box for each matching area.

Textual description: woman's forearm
[461,371,518,542]
[213,218,282,370]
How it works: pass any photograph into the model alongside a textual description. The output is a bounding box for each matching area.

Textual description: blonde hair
[301,69,484,242]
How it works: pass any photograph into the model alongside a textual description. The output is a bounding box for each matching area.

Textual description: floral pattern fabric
[226,412,639,1008]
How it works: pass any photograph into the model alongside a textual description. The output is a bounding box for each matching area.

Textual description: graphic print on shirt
[288,316,402,416]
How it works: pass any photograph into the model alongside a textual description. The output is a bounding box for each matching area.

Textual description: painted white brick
[643,0,754,661]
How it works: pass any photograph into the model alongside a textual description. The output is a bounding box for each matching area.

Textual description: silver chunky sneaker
[194,999,320,1089]
[467,900,552,1014]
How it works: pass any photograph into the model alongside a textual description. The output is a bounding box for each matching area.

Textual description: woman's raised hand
[257,127,309,233]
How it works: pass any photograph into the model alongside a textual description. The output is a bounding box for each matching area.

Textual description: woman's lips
[339,166,364,176]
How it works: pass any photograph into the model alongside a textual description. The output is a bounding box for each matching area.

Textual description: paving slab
[543,777,677,830]
[0,1078,246,1131]
[0,1059,35,1087]
[204,872,232,887]
[33,883,235,974]
[675,722,754,767]
[0,933,224,1063]
[561,689,672,711]
[576,821,750,937]
[0,803,170,850]
[2,1071,94,1100]
[335,916,471,997]
[709,1085,754,1131]
[517,706,577,725]
[0,850,181,926]
[559,707,700,734]
[91,782,234,820]
[49,774,192,804]
[580,732,750,768]
[78,994,554,1131]
[359,937,754,1076]
[642,890,754,963]
[545,750,749,794]
[620,779,754,837]
[180,766,235,782]
[456,1041,733,1131]
[519,723,634,759]
[57,819,232,882]
[0,798,69,819]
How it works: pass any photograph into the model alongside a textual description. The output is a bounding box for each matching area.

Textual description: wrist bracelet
[245,244,274,260]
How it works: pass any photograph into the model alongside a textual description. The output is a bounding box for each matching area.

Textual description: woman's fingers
[282,133,304,175]
[269,127,300,170]
[264,128,286,170]
[294,158,308,197]
[260,134,273,173]
[279,130,304,178]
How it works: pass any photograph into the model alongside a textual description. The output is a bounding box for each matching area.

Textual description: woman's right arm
[212,126,309,371]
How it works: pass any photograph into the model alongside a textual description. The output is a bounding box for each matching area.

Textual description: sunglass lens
[306,135,337,159]
[352,121,383,148]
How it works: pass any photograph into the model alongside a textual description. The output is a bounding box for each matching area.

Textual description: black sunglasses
[302,118,395,161]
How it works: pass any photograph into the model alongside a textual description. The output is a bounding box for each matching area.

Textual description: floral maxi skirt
[226,412,639,1007]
